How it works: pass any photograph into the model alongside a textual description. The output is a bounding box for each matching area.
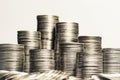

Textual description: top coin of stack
[102,48,120,73]
[78,36,101,43]
[78,36,102,80]
[0,44,24,72]
[37,15,59,50]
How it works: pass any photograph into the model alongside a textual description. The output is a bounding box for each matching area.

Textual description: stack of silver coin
[30,49,55,72]
[78,36,102,80]
[37,15,59,50]
[59,42,83,77]
[102,48,120,73]
[55,22,79,70]
[0,44,24,71]
[17,31,41,72]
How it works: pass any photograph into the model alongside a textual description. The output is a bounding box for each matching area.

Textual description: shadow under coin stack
[78,36,102,80]
[102,48,120,73]
[59,42,83,78]
[30,49,55,72]
[37,15,59,50]
[17,31,41,72]
[55,22,79,70]
[0,44,24,71]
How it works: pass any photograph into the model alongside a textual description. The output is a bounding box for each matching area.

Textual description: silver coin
[102,48,120,52]
[40,32,54,40]
[37,15,59,23]
[58,36,78,41]
[56,29,78,34]
[78,36,101,43]
[18,31,40,36]
[82,61,101,66]
[41,40,54,49]
[19,41,40,47]
[57,33,78,37]
[18,38,40,42]
[30,49,54,53]
[60,42,83,48]
[37,23,56,32]
[84,43,101,48]
[0,44,24,47]
[18,35,40,38]
[56,22,78,31]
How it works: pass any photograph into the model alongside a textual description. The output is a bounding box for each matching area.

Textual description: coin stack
[102,48,120,73]
[78,36,102,80]
[30,49,55,72]
[55,22,79,70]
[37,15,59,50]
[17,31,41,72]
[0,44,24,71]
[59,42,83,77]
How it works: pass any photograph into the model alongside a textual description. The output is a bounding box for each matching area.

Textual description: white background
[0,0,120,48]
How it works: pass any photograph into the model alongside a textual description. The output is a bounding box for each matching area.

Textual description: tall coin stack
[30,49,55,72]
[59,42,83,77]
[17,31,41,72]
[78,36,102,80]
[0,44,24,71]
[102,48,120,73]
[37,15,59,50]
[55,22,79,70]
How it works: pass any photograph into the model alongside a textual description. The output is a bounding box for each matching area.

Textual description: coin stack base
[30,49,55,72]
[0,44,24,72]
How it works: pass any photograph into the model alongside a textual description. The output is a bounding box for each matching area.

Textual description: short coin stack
[78,36,102,80]
[55,22,79,70]
[102,48,120,73]
[17,31,41,72]
[59,42,83,77]
[37,15,59,50]
[30,49,55,72]
[0,44,24,71]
